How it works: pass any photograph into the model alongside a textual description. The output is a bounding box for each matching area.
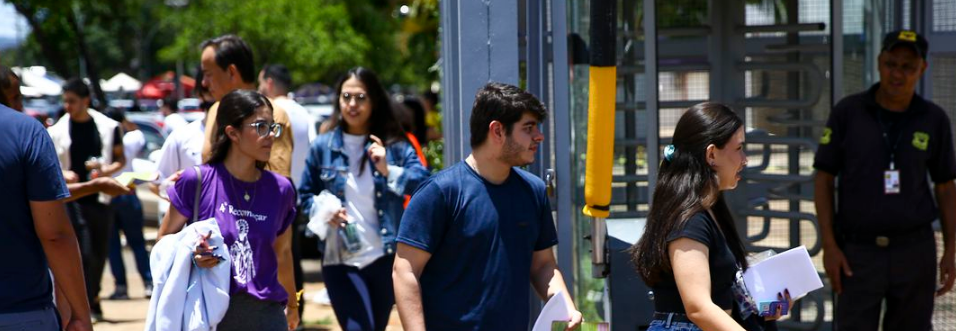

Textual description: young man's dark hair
[262,64,293,93]
[192,65,215,111]
[199,34,256,83]
[422,90,439,107]
[0,66,16,106]
[104,107,126,123]
[402,96,428,144]
[161,96,179,112]
[62,78,91,98]
[469,82,547,148]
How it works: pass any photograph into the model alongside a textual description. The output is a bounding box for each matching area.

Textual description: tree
[157,0,371,87]
[4,0,161,107]
[5,0,442,98]
[158,0,439,90]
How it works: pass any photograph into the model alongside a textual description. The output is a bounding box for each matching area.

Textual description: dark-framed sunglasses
[246,121,282,138]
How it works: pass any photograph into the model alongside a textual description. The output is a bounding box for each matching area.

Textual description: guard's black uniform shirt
[813,83,956,235]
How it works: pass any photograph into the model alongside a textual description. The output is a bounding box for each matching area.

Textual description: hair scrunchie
[663,144,676,162]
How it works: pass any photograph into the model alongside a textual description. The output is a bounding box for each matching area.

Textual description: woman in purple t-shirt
[158,90,299,330]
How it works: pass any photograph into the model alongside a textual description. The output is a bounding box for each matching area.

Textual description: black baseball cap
[881,30,929,59]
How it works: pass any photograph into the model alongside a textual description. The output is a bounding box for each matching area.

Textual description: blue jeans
[647,318,703,331]
[322,255,395,331]
[108,194,152,287]
[0,307,59,331]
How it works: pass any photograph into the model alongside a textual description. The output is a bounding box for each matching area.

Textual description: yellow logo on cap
[899,31,917,42]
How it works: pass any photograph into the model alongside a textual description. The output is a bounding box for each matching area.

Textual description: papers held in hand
[743,246,824,303]
[533,290,571,331]
[115,171,159,187]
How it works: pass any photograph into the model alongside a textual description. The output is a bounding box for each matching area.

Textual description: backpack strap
[192,165,202,223]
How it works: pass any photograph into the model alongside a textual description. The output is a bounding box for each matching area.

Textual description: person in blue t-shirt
[0,103,93,331]
[393,82,583,330]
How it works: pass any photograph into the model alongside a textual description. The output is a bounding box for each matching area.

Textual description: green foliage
[5,0,440,91]
[157,0,439,89]
[156,0,370,85]
[3,0,143,78]
[424,138,444,172]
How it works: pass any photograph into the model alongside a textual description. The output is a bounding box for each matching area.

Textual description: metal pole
[439,0,520,163]
[176,59,184,100]
[645,0,659,204]
[550,0,575,297]
[736,23,826,33]
[583,0,618,279]
[832,0,844,103]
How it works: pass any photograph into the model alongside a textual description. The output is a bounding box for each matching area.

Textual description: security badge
[884,169,900,194]
[884,132,930,195]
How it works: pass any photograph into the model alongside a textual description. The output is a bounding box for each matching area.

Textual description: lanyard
[875,109,908,170]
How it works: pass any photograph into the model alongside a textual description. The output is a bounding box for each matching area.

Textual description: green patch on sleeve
[820,127,832,145]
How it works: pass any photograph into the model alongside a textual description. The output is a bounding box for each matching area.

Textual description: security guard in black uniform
[814,30,956,331]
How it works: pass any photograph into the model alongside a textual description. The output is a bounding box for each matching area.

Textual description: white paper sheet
[743,246,824,302]
[532,290,570,331]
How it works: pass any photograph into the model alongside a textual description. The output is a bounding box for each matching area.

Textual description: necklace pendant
[244,192,251,202]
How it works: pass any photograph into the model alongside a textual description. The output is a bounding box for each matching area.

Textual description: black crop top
[652,211,738,313]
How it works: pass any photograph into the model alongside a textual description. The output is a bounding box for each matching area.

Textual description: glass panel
[934,0,956,32]
[843,0,895,95]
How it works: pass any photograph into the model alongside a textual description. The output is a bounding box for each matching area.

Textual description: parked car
[138,99,160,112]
[23,98,60,127]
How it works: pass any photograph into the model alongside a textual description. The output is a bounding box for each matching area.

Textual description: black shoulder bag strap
[192,165,202,223]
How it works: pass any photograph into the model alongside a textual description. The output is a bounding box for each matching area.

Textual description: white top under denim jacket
[298,127,429,263]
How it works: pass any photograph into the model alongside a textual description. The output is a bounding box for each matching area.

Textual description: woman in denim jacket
[299,67,428,331]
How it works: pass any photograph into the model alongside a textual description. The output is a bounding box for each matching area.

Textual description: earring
[710,161,717,167]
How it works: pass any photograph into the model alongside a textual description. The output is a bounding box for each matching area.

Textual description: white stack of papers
[532,291,571,331]
[742,246,824,302]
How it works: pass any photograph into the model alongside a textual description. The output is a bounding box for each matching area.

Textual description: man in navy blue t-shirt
[394,82,582,330]
[0,103,92,331]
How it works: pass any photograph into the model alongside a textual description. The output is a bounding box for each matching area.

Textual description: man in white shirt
[149,89,209,223]
[149,108,205,225]
[154,119,205,183]
[160,96,187,136]
[258,64,317,185]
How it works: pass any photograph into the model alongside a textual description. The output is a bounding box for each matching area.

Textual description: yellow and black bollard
[582,0,617,278]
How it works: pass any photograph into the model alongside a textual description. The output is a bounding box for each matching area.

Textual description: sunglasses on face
[245,121,283,138]
[340,92,368,104]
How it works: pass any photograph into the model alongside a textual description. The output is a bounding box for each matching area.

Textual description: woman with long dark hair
[299,67,428,331]
[631,103,790,331]
[158,89,299,330]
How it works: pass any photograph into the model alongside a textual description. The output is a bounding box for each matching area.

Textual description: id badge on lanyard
[885,161,900,194]
[878,110,905,195]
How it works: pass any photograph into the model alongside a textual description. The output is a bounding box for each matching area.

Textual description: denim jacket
[298,128,429,255]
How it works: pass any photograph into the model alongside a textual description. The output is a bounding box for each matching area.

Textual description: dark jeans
[0,307,59,331]
[108,194,152,287]
[836,231,936,331]
[292,206,306,317]
[74,201,114,313]
[216,294,287,331]
[323,255,395,331]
